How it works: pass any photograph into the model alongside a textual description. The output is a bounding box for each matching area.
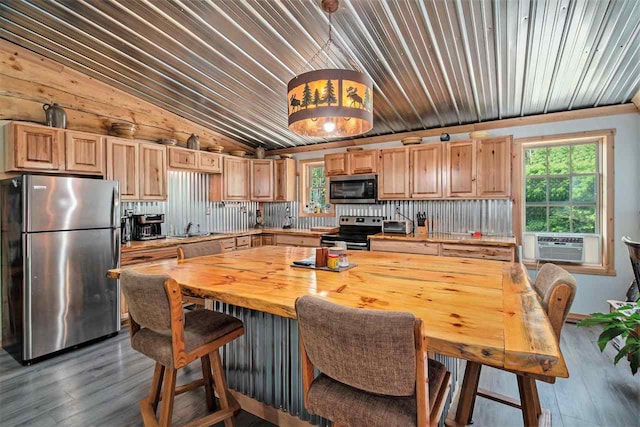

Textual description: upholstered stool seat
[121,269,243,427]
[131,309,243,368]
[307,359,448,427]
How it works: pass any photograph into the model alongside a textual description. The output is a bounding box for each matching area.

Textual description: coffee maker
[132,214,165,241]
[120,209,133,243]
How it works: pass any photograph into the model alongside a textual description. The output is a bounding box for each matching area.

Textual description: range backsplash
[122,171,513,236]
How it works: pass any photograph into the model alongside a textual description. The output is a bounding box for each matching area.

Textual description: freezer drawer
[25,228,120,360]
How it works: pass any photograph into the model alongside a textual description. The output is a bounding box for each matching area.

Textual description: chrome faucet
[185,222,193,235]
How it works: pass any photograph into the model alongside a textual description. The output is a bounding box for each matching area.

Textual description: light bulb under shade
[323,121,336,132]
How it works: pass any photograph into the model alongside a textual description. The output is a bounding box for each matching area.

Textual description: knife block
[417,225,428,235]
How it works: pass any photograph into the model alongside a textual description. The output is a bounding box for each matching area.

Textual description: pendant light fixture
[287,0,373,138]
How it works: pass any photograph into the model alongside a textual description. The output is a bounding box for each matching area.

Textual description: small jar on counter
[329,247,349,268]
[327,254,339,270]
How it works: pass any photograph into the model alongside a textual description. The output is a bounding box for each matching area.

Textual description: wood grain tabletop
[108,246,567,378]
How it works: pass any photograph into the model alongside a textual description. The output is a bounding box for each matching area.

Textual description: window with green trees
[309,164,327,209]
[524,142,598,234]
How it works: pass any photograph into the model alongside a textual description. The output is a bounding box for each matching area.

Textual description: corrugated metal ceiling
[1,0,638,150]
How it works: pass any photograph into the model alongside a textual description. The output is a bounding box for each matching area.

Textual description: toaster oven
[382,220,412,234]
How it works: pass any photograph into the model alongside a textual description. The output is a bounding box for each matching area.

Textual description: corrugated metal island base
[213,301,461,427]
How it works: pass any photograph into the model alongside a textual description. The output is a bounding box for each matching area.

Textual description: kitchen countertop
[121,228,324,252]
[368,232,517,247]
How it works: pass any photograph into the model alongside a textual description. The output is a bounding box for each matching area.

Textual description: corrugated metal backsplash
[123,171,512,236]
[264,199,512,235]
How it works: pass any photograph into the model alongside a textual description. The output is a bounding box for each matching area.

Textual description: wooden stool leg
[517,375,539,427]
[201,355,216,411]
[159,368,177,427]
[210,350,235,427]
[150,362,165,413]
[455,361,482,425]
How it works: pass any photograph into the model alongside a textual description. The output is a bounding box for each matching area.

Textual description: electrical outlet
[205,207,211,215]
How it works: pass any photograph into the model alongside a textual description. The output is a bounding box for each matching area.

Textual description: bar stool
[177,240,224,309]
[296,296,451,427]
[120,270,244,427]
[456,263,577,427]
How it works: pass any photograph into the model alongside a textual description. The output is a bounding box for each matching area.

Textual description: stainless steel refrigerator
[1,175,121,364]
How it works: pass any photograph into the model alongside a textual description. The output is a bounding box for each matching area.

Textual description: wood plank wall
[0,39,252,152]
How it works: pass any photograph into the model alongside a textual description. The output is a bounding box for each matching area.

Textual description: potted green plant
[577,304,640,375]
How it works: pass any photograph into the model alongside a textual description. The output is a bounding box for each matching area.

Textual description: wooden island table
[108,246,567,427]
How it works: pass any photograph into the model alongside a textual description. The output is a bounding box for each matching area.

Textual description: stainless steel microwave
[329,174,377,204]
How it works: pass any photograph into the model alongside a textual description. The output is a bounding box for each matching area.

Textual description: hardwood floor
[0,324,637,427]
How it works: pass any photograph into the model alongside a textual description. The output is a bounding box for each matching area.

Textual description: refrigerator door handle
[113,227,121,268]
[112,183,120,228]
[24,233,33,359]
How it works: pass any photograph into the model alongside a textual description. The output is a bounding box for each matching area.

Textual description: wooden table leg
[517,375,539,427]
[455,362,482,425]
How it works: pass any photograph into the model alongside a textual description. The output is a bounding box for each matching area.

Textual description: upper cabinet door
[198,152,222,173]
[250,159,274,201]
[106,138,139,200]
[167,146,198,170]
[11,123,63,171]
[274,158,296,201]
[445,141,476,198]
[378,147,410,199]
[410,144,442,198]
[324,153,350,176]
[476,137,511,198]
[223,157,249,201]
[349,149,378,174]
[139,143,167,200]
[65,131,105,175]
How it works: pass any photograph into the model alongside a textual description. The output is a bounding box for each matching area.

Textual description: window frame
[298,158,334,218]
[512,129,615,276]
[523,140,600,234]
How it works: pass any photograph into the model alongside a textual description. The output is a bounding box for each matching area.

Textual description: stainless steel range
[320,215,384,251]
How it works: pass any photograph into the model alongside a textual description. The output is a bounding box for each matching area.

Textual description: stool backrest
[296,296,417,397]
[622,236,640,286]
[534,264,577,339]
[120,270,173,331]
[177,240,223,260]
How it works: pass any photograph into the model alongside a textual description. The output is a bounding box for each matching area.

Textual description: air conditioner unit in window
[535,234,585,263]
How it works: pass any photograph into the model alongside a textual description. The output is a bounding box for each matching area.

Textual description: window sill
[523,259,616,276]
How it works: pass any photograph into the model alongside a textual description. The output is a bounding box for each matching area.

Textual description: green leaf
[630,349,639,375]
[614,344,631,365]
[597,327,625,352]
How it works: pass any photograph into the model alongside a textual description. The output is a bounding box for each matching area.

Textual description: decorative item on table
[279,153,293,159]
[186,133,200,150]
[440,133,450,142]
[255,209,263,229]
[156,138,178,145]
[207,144,224,153]
[230,150,247,157]
[110,122,137,138]
[43,103,67,129]
[282,206,293,229]
[255,145,266,159]
[401,136,422,145]
[416,212,428,235]
[287,0,373,139]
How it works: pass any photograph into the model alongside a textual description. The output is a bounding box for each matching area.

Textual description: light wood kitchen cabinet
[262,234,275,246]
[476,137,511,198]
[349,149,378,174]
[445,140,476,198]
[139,143,167,200]
[251,235,262,247]
[274,158,296,201]
[236,235,251,250]
[167,146,198,170]
[378,147,410,199]
[198,151,222,173]
[324,153,350,176]
[4,122,64,171]
[106,137,139,200]
[64,131,105,175]
[210,156,249,201]
[410,144,442,198]
[250,159,274,201]
[275,234,321,247]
